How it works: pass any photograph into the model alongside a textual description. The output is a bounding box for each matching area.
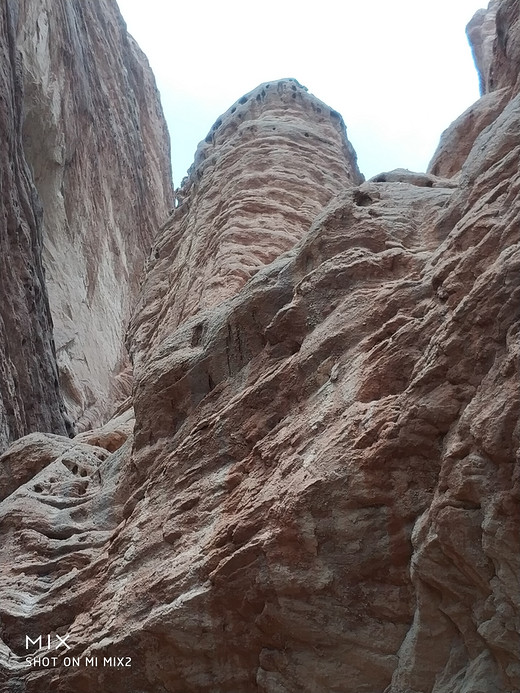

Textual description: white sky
[117,0,487,187]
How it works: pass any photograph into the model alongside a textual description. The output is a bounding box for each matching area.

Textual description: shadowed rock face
[0,3,519,693]
[15,0,174,431]
[0,1,68,452]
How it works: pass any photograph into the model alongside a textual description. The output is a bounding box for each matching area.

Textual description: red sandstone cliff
[0,2,518,693]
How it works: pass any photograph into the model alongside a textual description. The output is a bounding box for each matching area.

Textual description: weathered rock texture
[427,87,509,178]
[0,3,519,693]
[429,0,517,179]
[0,1,68,452]
[130,78,362,363]
[467,0,499,95]
[15,0,173,431]
[486,0,520,94]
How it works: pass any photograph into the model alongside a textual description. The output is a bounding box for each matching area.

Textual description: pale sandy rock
[73,407,134,452]
[0,432,128,674]
[15,0,173,431]
[0,432,72,502]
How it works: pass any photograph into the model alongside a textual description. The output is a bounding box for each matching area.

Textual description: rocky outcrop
[15,0,173,431]
[129,78,362,365]
[487,0,520,94]
[0,1,68,452]
[0,3,519,693]
[429,0,517,179]
[467,0,499,95]
[428,87,509,177]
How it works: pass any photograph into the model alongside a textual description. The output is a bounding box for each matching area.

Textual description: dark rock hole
[353,190,373,206]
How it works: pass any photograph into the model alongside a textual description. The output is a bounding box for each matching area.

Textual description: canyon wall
[15,0,174,431]
[467,0,499,95]
[0,1,69,452]
[0,2,518,693]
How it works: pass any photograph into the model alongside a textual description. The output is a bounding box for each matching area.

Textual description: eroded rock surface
[0,1,68,453]
[467,0,499,95]
[430,0,519,179]
[16,0,173,430]
[428,87,509,178]
[0,3,519,693]
[129,78,363,365]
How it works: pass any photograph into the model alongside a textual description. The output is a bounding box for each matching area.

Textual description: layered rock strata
[15,0,173,430]
[129,78,363,364]
[0,3,519,693]
[0,1,68,452]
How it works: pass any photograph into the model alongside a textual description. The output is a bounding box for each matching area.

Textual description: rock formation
[467,0,499,95]
[129,78,362,365]
[0,2,519,693]
[430,0,520,179]
[15,0,173,431]
[0,1,69,452]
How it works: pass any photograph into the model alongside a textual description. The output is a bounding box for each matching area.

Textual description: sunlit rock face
[0,2,68,453]
[15,0,174,431]
[0,2,519,693]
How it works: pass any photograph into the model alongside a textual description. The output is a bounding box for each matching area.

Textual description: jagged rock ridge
[0,2,519,693]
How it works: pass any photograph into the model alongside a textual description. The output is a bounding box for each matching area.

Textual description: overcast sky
[117,0,487,187]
